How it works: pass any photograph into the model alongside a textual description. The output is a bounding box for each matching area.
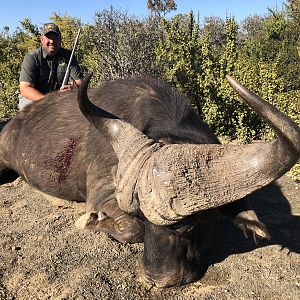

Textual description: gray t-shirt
[19,47,83,93]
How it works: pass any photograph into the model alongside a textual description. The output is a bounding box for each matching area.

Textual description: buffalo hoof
[76,212,144,243]
[75,212,99,229]
[96,216,144,243]
[235,210,271,243]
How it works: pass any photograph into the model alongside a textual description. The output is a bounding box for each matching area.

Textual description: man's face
[40,32,61,56]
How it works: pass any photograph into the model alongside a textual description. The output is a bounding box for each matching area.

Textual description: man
[19,23,83,109]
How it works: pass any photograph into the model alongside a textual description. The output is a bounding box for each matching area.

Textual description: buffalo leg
[88,180,144,243]
[76,165,144,243]
[220,198,270,242]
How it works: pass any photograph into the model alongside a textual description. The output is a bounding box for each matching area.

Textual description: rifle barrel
[61,28,81,88]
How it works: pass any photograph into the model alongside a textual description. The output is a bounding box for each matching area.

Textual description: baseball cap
[41,23,61,36]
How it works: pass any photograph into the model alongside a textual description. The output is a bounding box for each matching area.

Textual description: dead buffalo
[0,74,299,287]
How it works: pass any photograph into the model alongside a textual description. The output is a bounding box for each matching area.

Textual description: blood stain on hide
[50,137,77,183]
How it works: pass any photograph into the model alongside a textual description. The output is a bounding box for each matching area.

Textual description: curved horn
[77,73,156,157]
[136,76,300,225]
[225,75,300,168]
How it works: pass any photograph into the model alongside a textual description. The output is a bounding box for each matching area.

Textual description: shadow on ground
[202,180,300,268]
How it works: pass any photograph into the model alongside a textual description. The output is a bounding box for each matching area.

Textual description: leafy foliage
[155,13,205,114]
[89,7,161,83]
[0,26,37,117]
[147,0,177,16]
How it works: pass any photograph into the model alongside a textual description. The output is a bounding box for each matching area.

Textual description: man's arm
[19,81,45,101]
[19,53,46,101]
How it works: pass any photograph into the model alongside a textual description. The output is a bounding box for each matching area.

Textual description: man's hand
[59,84,73,92]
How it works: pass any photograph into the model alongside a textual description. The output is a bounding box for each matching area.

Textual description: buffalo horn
[77,74,300,226]
[136,76,300,225]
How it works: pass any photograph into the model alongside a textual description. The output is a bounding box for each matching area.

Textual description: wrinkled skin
[0,76,286,287]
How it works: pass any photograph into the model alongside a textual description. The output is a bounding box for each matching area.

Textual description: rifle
[61,28,81,88]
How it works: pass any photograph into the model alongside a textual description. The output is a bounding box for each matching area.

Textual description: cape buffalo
[0,74,299,287]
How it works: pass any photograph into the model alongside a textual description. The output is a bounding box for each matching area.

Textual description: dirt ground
[0,172,299,300]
